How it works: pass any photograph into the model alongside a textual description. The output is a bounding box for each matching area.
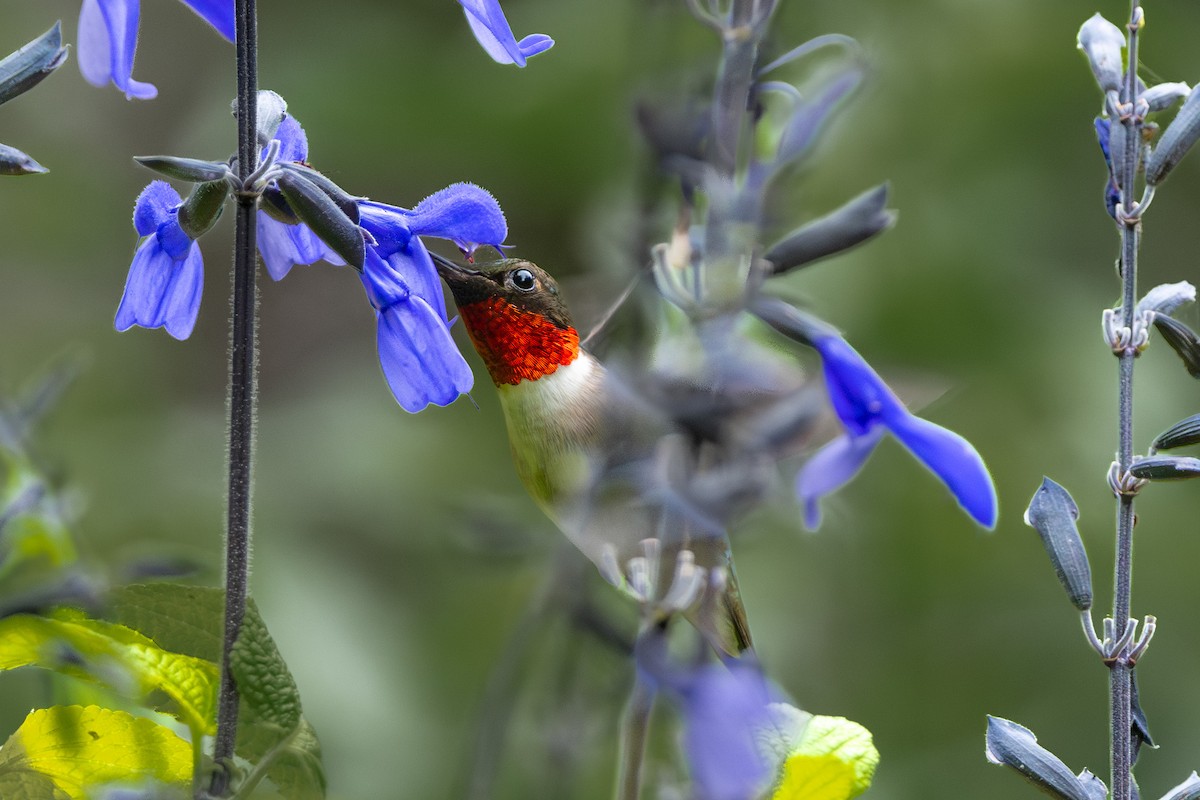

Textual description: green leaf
[0,610,218,735]
[238,715,326,800]
[0,770,71,800]
[762,705,878,800]
[0,705,191,799]
[107,584,225,663]
[107,584,323,796]
[231,602,300,732]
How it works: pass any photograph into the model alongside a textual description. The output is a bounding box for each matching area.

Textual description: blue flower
[797,334,997,530]
[636,634,777,800]
[678,662,776,800]
[458,0,554,66]
[78,0,234,99]
[115,181,204,340]
[358,183,507,412]
[257,115,346,281]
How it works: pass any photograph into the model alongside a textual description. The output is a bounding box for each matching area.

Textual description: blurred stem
[1109,5,1142,800]
[704,0,771,268]
[615,649,655,800]
[209,0,258,795]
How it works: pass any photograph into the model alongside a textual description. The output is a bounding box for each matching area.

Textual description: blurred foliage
[2,1,1200,798]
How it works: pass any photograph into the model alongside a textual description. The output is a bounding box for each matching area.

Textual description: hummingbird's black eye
[510,268,537,292]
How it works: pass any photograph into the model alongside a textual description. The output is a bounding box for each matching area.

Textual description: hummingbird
[431,253,757,656]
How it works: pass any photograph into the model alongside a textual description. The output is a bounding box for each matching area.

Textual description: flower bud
[134,155,231,184]
[276,171,365,269]
[1153,314,1200,378]
[765,184,895,275]
[1129,455,1200,480]
[1146,84,1200,186]
[1077,14,1126,94]
[1151,413,1200,452]
[0,143,47,176]
[0,22,68,106]
[986,716,1108,800]
[177,180,230,240]
[1023,478,1092,611]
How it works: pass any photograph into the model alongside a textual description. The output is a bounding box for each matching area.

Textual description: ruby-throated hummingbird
[432,254,754,656]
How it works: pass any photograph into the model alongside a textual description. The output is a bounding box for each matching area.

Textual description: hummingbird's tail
[676,534,755,657]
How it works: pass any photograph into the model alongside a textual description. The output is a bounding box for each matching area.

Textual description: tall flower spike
[115,181,203,340]
[797,334,998,530]
[77,0,235,99]
[458,0,554,67]
[358,183,507,412]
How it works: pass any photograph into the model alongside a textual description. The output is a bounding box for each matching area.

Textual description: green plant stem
[1109,5,1142,800]
[209,0,258,795]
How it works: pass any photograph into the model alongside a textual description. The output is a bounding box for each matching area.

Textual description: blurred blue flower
[458,0,554,66]
[77,0,235,99]
[257,115,346,281]
[797,334,997,530]
[115,181,204,340]
[678,662,775,800]
[637,634,776,800]
[358,183,507,412]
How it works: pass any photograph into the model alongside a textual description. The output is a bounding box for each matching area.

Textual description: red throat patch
[458,297,580,385]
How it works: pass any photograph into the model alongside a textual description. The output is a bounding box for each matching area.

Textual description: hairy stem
[1109,5,1142,800]
[210,0,258,794]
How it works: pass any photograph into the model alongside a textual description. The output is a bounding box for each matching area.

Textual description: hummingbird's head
[432,254,580,386]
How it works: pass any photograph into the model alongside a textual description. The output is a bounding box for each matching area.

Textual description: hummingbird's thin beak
[429,251,479,279]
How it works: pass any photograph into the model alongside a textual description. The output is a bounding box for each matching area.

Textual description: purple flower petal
[391,240,449,322]
[810,332,997,529]
[882,407,999,529]
[359,202,415,260]
[257,214,346,281]
[404,182,507,253]
[115,237,203,340]
[679,662,775,800]
[458,0,553,67]
[78,0,157,99]
[516,33,555,60]
[361,248,411,310]
[794,428,885,530]
[271,115,308,163]
[814,335,901,437]
[376,297,473,412]
[133,181,181,236]
[178,0,236,42]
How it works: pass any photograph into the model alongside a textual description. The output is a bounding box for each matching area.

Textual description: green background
[2,0,1200,797]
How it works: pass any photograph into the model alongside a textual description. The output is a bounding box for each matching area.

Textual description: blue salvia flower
[77,0,234,99]
[115,181,203,340]
[458,0,553,66]
[358,183,507,412]
[636,635,776,800]
[796,334,998,530]
[257,115,346,281]
[678,662,776,800]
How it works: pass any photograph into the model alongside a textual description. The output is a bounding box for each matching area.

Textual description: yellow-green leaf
[0,705,191,799]
[765,706,878,800]
[0,611,218,735]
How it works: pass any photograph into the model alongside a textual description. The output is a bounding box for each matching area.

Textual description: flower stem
[210,0,258,794]
[615,655,655,800]
[1109,5,1142,800]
